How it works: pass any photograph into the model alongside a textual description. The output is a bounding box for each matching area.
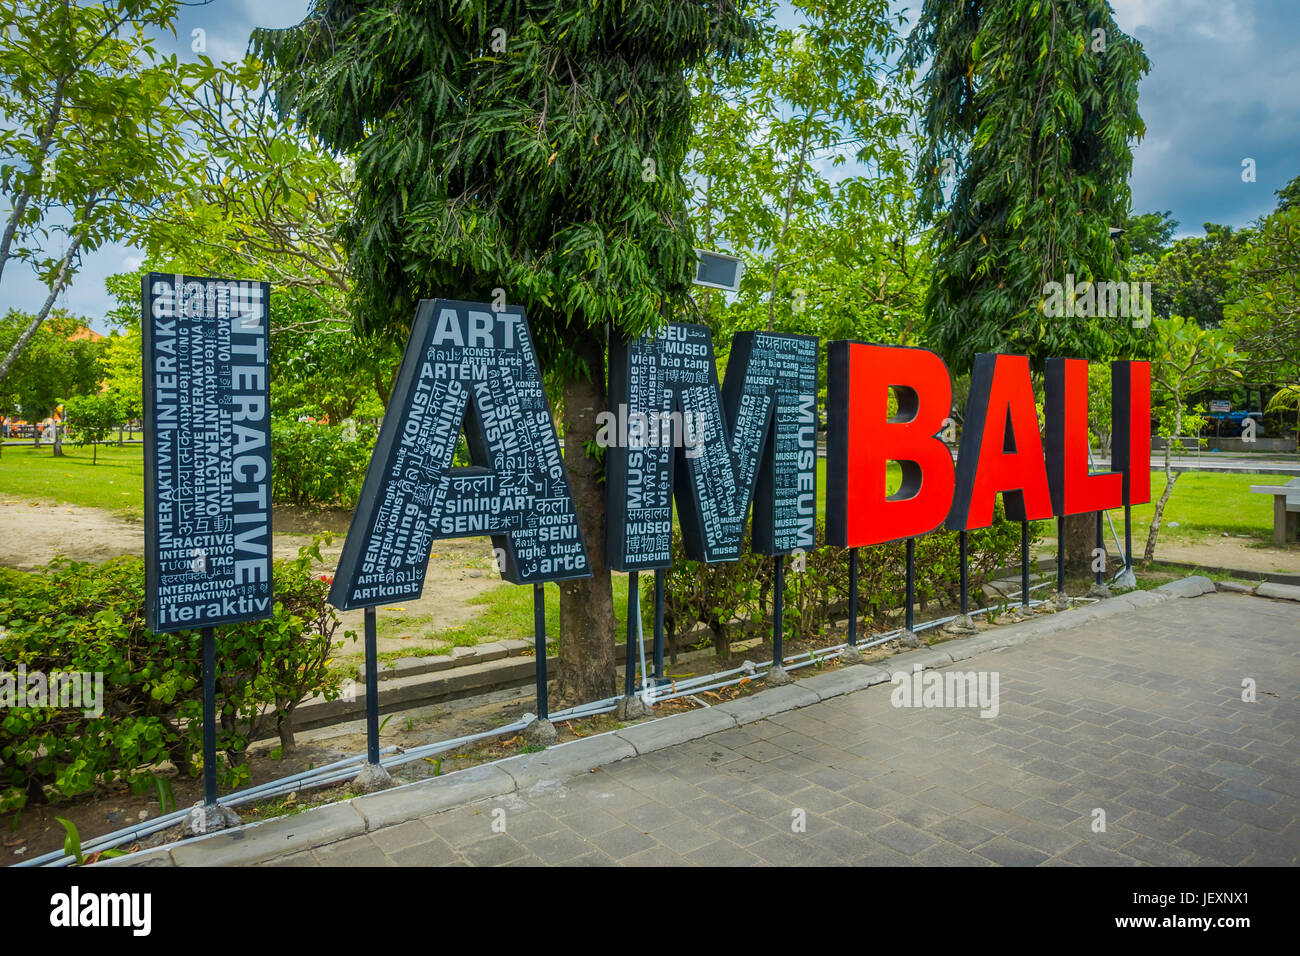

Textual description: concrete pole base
[1052,591,1071,611]
[615,695,650,720]
[899,628,921,648]
[183,802,241,838]
[523,717,558,747]
[353,761,393,793]
[766,665,794,686]
[839,644,865,664]
[1114,567,1137,590]
[1086,582,1114,600]
[941,614,979,635]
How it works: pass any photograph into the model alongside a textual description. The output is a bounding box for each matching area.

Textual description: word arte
[142,273,273,632]
[890,664,1000,719]
[326,301,1152,610]
[0,666,104,718]
[50,887,151,937]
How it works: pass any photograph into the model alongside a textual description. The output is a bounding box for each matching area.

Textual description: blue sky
[6,0,1298,331]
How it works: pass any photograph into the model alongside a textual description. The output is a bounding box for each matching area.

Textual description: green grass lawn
[1046,471,1274,546]
[0,442,144,518]
[0,443,1270,544]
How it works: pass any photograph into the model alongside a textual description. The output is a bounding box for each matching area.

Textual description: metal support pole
[202,626,218,807]
[905,538,915,633]
[533,583,548,719]
[653,569,665,680]
[1021,520,1031,607]
[1124,504,1133,573]
[364,607,380,766]
[847,547,859,646]
[1057,519,1066,595]
[624,571,638,697]
[958,530,969,616]
[773,555,785,666]
[1095,511,1105,586]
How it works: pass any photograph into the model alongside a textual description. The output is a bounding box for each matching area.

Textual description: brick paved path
[269,593,1300,866]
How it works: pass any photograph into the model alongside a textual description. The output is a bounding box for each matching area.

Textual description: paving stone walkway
[267,592,1300,866]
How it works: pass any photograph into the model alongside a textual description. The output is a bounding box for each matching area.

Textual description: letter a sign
[329,299,591,610]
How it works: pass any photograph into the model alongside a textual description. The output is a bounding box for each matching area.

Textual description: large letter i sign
[329,299,591,610]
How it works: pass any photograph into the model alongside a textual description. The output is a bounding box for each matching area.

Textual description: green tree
[1274,172,1300,213]
[1143,316,1240,562]
[62,391,121,463]
[102,327,143,428]
[1122,209,1178,262]
[141,55,354,327]
[1223,186,1300,437]
[903,0,1150,370]
[255,0,757,703]
[1143,223,1254,328]
[686,1,923,349]
[0,0,190,386]
[904,0,1150,576]
[0,310,106,453]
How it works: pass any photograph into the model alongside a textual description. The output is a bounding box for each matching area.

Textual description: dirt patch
[1147,536,1299,577]
[0,501,144,570]
[0,500,507,659]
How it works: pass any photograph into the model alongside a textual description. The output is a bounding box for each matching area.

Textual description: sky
[5,0,1298,332]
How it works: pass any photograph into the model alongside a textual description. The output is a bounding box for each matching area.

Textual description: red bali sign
[827,344,1151,547]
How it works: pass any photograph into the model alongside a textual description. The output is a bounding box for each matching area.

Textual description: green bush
[270,418,376,507]
[0,539,354,811]
[649,504,1035,661]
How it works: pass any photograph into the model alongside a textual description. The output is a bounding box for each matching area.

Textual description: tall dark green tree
[904,0,1150,575]
[904,0,1150,371]
[255,1,755,703]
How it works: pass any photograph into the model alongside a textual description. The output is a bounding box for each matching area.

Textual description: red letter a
[946,353,1053,530]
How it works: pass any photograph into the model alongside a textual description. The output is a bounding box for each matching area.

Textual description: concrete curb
[101,574,1223,867]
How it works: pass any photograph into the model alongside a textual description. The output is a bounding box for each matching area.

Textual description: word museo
[325,300,1152,609]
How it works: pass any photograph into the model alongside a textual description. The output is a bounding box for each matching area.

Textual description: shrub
[270,418,376,507]
[648,504,1035,660]
[0,539,354,811]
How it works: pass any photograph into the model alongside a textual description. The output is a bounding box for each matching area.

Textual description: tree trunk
[1143,401,1183,563]
[53,425,63,457]
[710,619,731,661]
[556,334,616,706]
[0,230,85,386]
[277,710,297,755]
[1144,470,1179,563]
[1061,512,1095,575]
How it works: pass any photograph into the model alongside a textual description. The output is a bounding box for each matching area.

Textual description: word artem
[50,887,151,936]
[1,666,103,718]
[890,665,999,718]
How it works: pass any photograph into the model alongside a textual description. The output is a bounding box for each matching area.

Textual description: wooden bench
[1250,478,1300,546]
